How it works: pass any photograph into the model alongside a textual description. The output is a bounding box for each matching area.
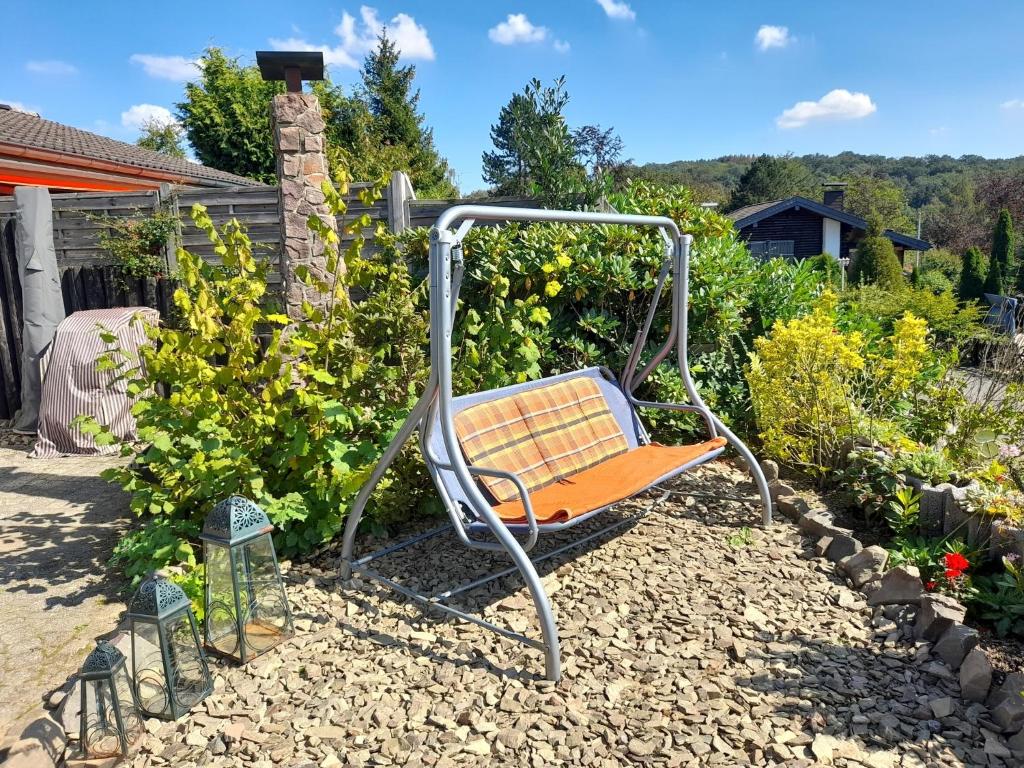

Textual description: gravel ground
[125,462,1016,767]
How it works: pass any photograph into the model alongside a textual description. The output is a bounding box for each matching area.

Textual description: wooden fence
[0,175,535,418]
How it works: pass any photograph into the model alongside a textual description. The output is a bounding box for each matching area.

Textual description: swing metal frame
[338,206,772,681]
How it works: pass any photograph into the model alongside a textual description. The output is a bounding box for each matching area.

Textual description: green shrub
[983,255,1005,296]
[839,284,987,349]
[850,217,905,289]
[82,176,430,585]
[958,247,987,301]
[919,248,962,285]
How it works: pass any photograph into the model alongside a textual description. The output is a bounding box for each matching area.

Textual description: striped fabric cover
[454,376,628,503]
[31,308,159,458]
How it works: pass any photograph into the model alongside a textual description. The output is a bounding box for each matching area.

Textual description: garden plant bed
[93,461,1020,767]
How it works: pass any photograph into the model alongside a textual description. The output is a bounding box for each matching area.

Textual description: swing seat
[432,367,727,532]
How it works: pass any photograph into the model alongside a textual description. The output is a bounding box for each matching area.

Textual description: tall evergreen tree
[983,254,1005,296]
[992,207,1015,274]
[360,34,455,196]
[727,154,815,210]
[958,247,987,302]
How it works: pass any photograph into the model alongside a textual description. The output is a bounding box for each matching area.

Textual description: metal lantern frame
[200,496,294,665]
[77,640,141,760]
[127,576,212,721]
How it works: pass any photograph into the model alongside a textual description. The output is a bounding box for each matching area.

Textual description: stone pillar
[270,92,338,320]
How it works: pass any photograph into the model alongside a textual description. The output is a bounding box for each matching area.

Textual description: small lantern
[128,575,212,720]
[77,640,142,760]
[201,496,293,664]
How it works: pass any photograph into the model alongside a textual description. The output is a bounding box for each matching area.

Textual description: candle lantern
[201,496,293,664]
[77,640,142,759]
[128,575,212,720]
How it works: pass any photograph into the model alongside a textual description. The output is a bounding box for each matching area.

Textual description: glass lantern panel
[165,613,208,710]
[132,621,170,717]
[81,679,123,759]
[113,665,142,748]
[239,534,291,656]
[204,540,240,659]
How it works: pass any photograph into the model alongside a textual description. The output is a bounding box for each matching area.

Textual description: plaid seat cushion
[454,376,628,503]
[515,377,628,481]
[453,397,554,502]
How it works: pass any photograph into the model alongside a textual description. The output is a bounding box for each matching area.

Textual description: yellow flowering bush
[746,297,865,475]
[747,296,954,476]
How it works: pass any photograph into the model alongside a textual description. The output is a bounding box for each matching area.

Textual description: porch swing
[338,206,772,681]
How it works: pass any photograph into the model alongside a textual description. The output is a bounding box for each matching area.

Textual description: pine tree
[958,247,987,302]
[983,255,1005,296]
[850,216,905,289]
[992,208,1014,270]
[360,33,455,196]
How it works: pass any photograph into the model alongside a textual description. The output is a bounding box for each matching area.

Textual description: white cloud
[130,54,201,82]
[1001,98,1024,110]
[553,39,571,54]
[121,104,175,131]
[489,14,548,45]
[269,6,434,69]
[595,0,635,21]
[929,126,949,136]
[776,89,877,129]
[26,60,77,76]
[755,25,793,51]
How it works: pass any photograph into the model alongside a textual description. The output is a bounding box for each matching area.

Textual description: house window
[748,240,795,259]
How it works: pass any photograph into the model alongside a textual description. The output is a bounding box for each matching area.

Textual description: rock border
[763,458,1024,761]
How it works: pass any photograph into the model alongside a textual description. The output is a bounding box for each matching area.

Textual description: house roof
[727,195,931,251]
[0,107,259,188]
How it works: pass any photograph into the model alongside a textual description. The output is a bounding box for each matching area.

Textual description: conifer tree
[958,247,987,302]
[850,216,905,289]
[983,254,1005,296]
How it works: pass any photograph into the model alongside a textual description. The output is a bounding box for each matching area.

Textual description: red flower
[925,581,937,591]
[945,569,963,580]
[944,552,969,573]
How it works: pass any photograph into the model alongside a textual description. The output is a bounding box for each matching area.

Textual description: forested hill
[631,152,1024,208]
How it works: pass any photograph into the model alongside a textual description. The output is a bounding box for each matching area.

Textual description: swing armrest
[627,398,718,439]
[465,465,539,551]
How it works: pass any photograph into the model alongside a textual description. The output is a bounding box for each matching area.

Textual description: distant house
[727,183,930,263]
[0,104,257,194]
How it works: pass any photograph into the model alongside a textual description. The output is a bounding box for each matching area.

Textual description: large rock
[759,459,780,484]
[768,481,796,500]
[777,495,809,522]
[840,545,890,588]
[867,566,924,606]
[959,648,993,702]
[826,534,862,562]
[989,673,1024,733]
[914,594,966,641]
[933,623,979,670]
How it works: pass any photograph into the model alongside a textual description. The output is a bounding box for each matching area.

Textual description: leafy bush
[850,217,905,289]
[919,248,963,285]
[747,294,962,476]
[970,554,1024,637]
[94,210,178,287]
[384,180,824,440]
[84,176,430,588]
[839,284,987,349]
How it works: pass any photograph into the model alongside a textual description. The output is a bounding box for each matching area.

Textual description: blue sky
[3,1,1024,192]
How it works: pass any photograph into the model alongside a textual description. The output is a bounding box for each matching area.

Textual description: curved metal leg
[338,381,437,580]
[710,414,772,526]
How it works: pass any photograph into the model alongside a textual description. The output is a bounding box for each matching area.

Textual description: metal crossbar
[351,491,670,659]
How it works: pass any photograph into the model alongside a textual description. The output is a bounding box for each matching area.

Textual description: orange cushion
[454,377,627,502]
[491,439,728,524]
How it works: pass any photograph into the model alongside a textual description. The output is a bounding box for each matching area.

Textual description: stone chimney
[270,92,338,320]
[823,182,847,211]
